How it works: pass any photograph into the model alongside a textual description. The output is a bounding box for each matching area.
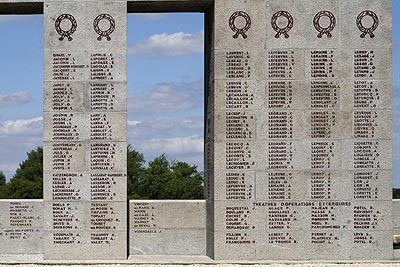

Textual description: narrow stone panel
[43,0,127,260]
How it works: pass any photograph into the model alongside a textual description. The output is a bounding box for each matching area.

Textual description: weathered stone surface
[0,228,43,254]
[87,142,127,172]
[214,171,255,201]
[340,0,392,49]
[130,229,205,255]
[130,200,205,229]
[214,0,266,51]
[341,80,392,110]
[44,82,85,112]
[88,82,127,112]
[43,230,127,260]
[129,200,206,256]
[44,1,126,53]
[44,52,126,82]
[0,200,43,228]
[43,172,127,202]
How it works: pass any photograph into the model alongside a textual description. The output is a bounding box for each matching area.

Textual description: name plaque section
[129,200,206,256]
[43,1,127,260]
[207,0,392,260]
[0,200,43,255]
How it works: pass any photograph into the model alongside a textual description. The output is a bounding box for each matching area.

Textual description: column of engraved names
[266,50,296,199]
[351,46,391,249]
[309,50,340,200]
[46,10,122,260]
[49,53,86,142]
[352,50,384,199]
[7,202,42,236]
[221,50,256,246]
[88,49,126,250]
[308,49,344,248]
[45,50,87,248]
[258,201,304,246]
[265,49,299,247]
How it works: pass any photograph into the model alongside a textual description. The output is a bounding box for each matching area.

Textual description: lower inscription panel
[129,200,206,256]
[0,200,43,254]
[44,230,127,260]
[211,200,393,260]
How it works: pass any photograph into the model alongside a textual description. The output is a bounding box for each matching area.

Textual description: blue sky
[391,0,400,188]
[126,14,204,173]
[0,5,399,188]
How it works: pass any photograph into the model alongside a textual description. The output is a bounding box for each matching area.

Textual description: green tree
[393,188,400,199]
[6,147,43,199]
[0,171,6,198]
[0,171,5,187]
[167,161,204,199]
[138,155,204,199]
[127,145,146,199]
[139,154,173,199]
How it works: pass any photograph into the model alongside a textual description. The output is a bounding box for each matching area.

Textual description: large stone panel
[206,0,393,260]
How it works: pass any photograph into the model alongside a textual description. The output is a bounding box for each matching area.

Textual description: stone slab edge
[5,257,400,264]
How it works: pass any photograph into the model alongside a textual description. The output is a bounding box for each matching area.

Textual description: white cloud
[147,117,176,130]
[127,117,181,139]
[182,118,203,130]
[138,135,203,154]
[0,91,31,107]
[0,117,43,136]
[127,120,142,127]
[128,80,203,115]
[130,13,170,20]
[0,117,43,180]
[128,31,204,57]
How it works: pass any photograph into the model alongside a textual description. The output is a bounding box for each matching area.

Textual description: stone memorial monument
[0,0,394,262]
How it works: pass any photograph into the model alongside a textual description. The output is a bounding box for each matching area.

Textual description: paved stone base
[2,262,400,267]
[3,254,400,265]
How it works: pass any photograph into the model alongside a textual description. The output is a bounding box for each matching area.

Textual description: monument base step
[3,255,400,265]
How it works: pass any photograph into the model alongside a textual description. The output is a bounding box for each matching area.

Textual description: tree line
[0,146,204,199]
